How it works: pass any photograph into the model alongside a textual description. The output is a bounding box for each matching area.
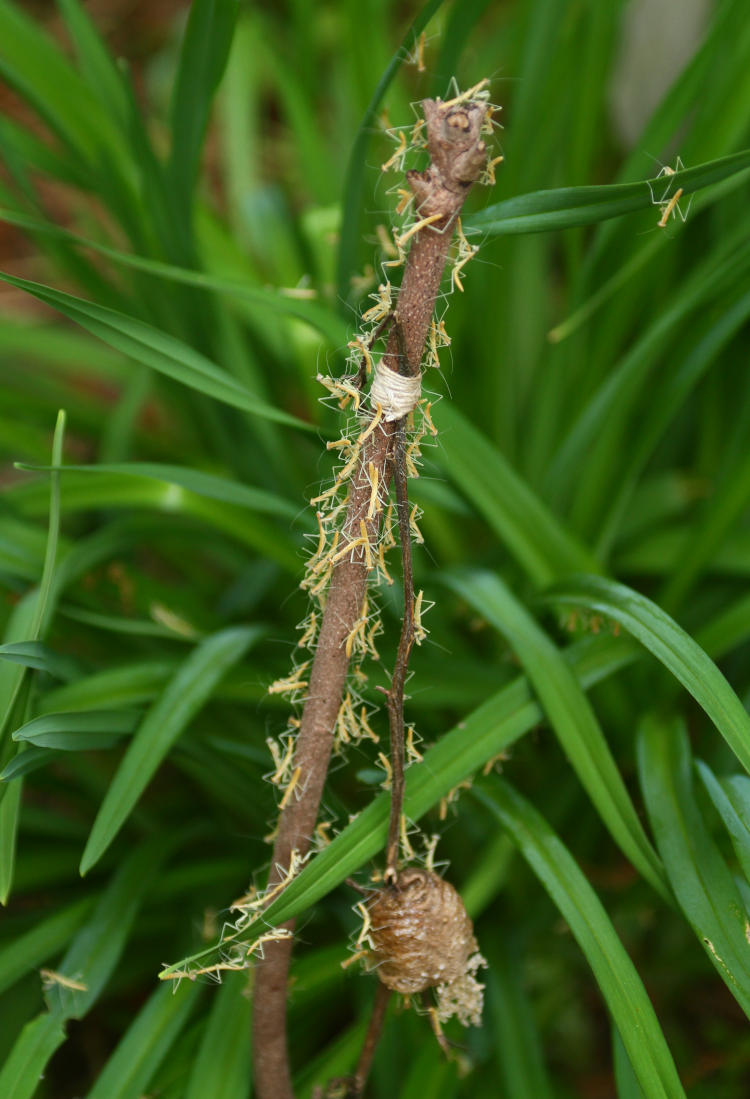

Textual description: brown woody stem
[351,982,392,1096]
[252,91,489,1099]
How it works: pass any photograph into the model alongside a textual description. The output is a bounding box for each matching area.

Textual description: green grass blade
[37,662,176,716]
[0,642,77,680]
[0,596,36,740]
[0,271,310,431]
[659,442,750,612]
[0,412,65,899]
[86,983,198,1099]
[15,461,298,520]
[0,102,83,195]
[49,836,179,1019]
[695,591,750,661]
[260,33,337,207]
[0,412,66,714]
[217,12,261,247]
[0,595,35,902]
[28,409,64,640]
[541,574,750,774]
[0,0,113,160]
[548,236,664,344]
[613,1025,648,1099]
[80,626,260,874]
[0,837,177,1096]
[446,570,668,899]
[57,605,196,641]
[1,747,57,782]
[464,150,750,236]
[56,0,131,128]
[0,1014,66,1099]
[638,715,750,1019]
[399,1040,456,1099]
[8,473,301,574]
[434,403,598,584]
[595,288,750,557]
[12,709,140,749]
[184,971,252,1099]
[0,897,94,996]
[460,829,514,920]
[487,947,555,1099]
[695,762,750,884]
[0,207,347,346]
[0,779,21,905]
[474,780,686,1099]
[545,237,750,511]
[580,0,750,275]
[168,0,238,235]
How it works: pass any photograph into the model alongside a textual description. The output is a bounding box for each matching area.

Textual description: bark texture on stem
[252,91,490,1099]
[251,425,395,1099]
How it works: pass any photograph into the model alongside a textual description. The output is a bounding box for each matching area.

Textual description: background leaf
[474,780,686,1099]
[542,574,750,773]
[638,715,750,1018]
[80,625,261,873]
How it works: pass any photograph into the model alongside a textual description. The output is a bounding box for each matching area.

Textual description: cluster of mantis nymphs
[163,89,503,1050]
[265,78,501,850]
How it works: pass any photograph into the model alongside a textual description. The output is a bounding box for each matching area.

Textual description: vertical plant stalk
[383,415,415,881]
[253,89,491,1099]
[353,981,392,1095]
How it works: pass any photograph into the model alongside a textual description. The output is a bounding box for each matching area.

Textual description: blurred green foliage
[2,0,750,1095]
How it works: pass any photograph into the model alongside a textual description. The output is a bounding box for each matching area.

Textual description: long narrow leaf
[0,0,118,161]
[86,983,198,1099]
[0,412,65,900]
[184,972,252,1099]
[638,716,750,1019]
[541,575,750,774]
[168,0,238,208]
[0,837,177,1098]
[1,746,57,782]
[474,780,686,1099]
[0,1014,66,1099]
[446,570,668,898]
[465,150,750,236]
[0,272,310,431]
[0,642,77,681]
[0,206,347,345]
[50,837,177,1017]
[695,761,750,884]
[57,0,131,127]
[434,403,597,584]
[0,897,94,996]
[80,626,261,874]
[8,472,301,573]
[29,409,65,638]
[13,709,140,749]
[487,947,555,1099]
[15,461,298,520]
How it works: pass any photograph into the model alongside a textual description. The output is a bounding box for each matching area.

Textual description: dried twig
[383,409,415,882]
[352,981,392,1096]
[253,87,492,1099]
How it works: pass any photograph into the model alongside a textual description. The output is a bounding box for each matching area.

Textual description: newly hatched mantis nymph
[647,157,692,228]
[406,30,427,73]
